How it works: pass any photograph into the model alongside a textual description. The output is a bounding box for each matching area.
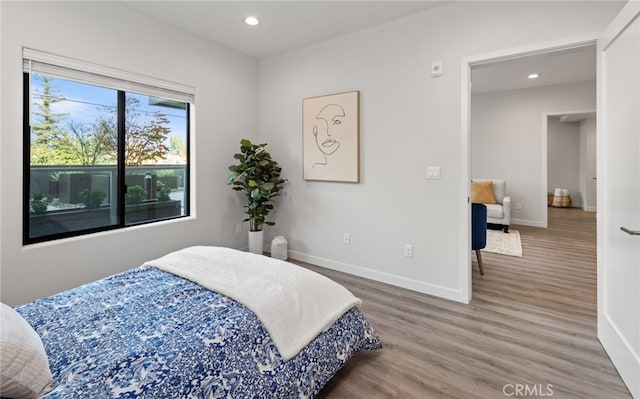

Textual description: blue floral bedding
[16,266,381,398]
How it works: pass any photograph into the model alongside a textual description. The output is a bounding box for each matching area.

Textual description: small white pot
[248,230,264,254]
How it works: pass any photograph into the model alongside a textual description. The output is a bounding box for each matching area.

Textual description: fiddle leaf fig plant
[228,139,286,231]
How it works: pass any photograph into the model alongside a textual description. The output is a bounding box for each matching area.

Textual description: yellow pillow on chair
[471,181,497,204]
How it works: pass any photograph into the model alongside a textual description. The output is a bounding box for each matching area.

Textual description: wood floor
[297,207,631,398]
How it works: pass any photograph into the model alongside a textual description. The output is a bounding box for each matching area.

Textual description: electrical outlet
[235,224,242,234]
[343,233,350,245]
[516,202,523,210]
[404,244,413,258]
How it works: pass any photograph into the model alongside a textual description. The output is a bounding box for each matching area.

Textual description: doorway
[461,5,639,395]
[460,35,598,301]
[546,110,597,226]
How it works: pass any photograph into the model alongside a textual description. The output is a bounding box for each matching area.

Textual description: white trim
[510,218,546,228]
[600,0,640,51]
[463,33,599,68]
[188,105,197,218]
[21,216,197,251]
[288,250,468,303]
[460,59,472,303]
[542,114,549,229]
[461,33,599,303]
[23,48,195,103]
[596,19,608,369]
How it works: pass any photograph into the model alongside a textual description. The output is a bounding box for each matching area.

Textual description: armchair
[472,179,511,233]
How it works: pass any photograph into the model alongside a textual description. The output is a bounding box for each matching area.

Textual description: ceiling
[120,1,448,59]
[120,1,595,92]
[471,45,596,94]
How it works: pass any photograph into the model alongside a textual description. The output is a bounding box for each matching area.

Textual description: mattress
[16,259,381,398]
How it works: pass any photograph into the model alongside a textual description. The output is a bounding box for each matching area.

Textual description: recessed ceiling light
[528,73,540,79]
[244,16,260,26]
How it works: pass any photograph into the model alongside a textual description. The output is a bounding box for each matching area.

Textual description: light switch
[427,166,441,179]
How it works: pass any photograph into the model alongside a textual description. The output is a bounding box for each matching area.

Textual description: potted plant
[228,139,286,254]
[30,192,53,215]
[124,185,147,205]
[79,188,106,209]
[156,185,172,201]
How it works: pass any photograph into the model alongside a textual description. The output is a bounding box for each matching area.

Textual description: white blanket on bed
[146,246,362,361]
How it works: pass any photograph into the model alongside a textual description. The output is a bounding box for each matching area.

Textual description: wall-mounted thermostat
[431,61,443,77]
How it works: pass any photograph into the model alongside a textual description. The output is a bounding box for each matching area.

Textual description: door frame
[459,33,598,302]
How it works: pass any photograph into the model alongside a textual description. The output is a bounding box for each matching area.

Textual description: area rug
[483,229,522,257]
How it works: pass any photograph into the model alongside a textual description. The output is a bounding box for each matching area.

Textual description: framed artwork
[302,90,359,183]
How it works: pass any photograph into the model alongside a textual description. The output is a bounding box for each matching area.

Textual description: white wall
[579,118,597,211]
[0,1,258,305]
[0,1,622,306]
[471,82,596,227]
[258,2,620,302]
[548,118,581,207]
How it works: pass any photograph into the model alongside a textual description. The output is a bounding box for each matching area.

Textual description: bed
[1,246,381,398]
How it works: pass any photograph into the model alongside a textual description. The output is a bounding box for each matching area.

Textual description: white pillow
[0,302,53,399]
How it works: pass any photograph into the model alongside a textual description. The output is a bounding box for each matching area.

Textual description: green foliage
[156,186,171,201]
[228,139,286,231]
[125,185,147,205]
[97,97,170,166]
[31,76,69,165]
[56,121,112,166]
[49,172,61,181]
[30,193,53,215]
[168,136,187,158]
[155,169,176,178]
[30,78,171,166]
[79,188,106,209]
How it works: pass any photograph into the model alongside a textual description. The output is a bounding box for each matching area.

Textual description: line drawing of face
[312,103,345,167]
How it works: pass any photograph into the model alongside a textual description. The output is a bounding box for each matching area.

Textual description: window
[23,49,193,244]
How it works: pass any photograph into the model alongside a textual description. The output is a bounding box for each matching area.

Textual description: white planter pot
[248,230,264,254]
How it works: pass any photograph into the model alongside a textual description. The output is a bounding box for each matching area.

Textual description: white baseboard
[288,250,467,303]
[584,206,597,212]
[511,218,546,228]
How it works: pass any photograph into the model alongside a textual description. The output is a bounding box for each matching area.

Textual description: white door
[598,2,640,398]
